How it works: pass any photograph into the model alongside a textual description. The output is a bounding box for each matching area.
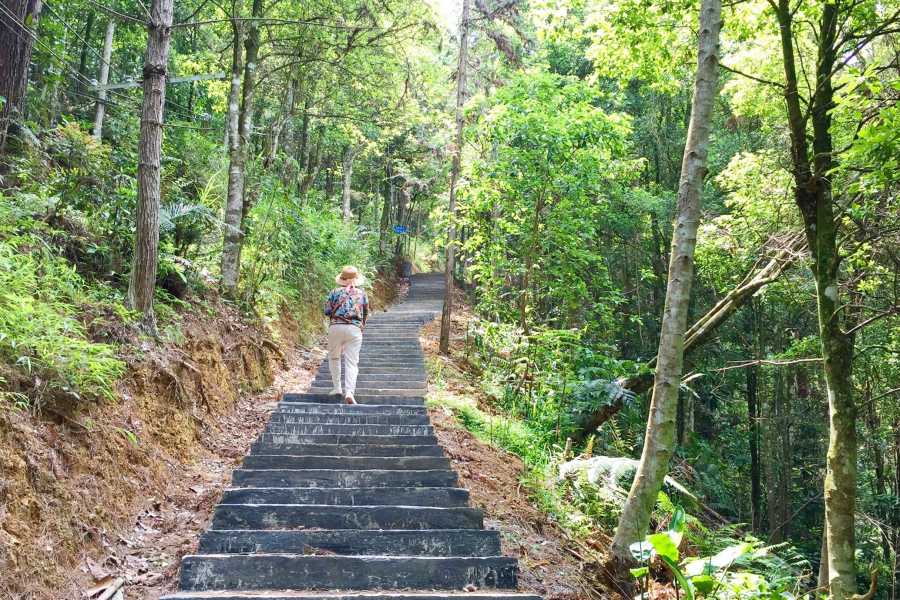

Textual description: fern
[159,201,218,233]
[560,455,699,503]
[566,377,638,427]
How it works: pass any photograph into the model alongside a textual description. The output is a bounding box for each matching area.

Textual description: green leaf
[666,506,686,546]
[659,554,695,600]
[691,575,715,595]
[648,533,679,563]
[630,567,649,578]
[25,13,33,25]
[684,542,753,577]
[630,539,653,563]
[669,506,686,533]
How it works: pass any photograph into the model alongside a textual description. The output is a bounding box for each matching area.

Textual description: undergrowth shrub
[0,224,125,403]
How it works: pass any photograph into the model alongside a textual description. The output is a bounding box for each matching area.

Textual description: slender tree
[93,17,115,140]
[771,0,856,593]
[342,144,360,223]
[221,0,262,298]
[127,0,175,333]
[606,0,721,587]
[0,0,42,152]
[440,0,470,355]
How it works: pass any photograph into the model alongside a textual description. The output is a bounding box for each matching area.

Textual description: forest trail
[161,273,540,599]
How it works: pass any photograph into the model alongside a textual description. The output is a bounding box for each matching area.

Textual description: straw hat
[336,265,365,286]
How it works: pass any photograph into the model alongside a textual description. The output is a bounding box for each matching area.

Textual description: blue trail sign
[393,225,407,234]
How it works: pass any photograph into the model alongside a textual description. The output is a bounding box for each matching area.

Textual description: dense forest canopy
[2,0,900,597]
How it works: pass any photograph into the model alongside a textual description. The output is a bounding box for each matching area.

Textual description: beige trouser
[328,324,363,394]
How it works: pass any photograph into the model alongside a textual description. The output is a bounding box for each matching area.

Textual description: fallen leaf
[84,574,113,597]
[85,557,108,580]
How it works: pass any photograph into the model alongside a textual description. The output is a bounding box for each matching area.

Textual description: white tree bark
[220,6,244,298]
[342,145,360,223]
[93,17,115,140]
[607,0,721,582]
[439,0,470,355]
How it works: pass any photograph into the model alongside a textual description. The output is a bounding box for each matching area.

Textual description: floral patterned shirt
[324,287,369,329]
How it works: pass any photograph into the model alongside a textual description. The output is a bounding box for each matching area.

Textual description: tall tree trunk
[379,155,393,253]
[818,526,830,592]
[325,155,336,200]
[298,127,321,208]
[127,0,174,334]
[748,361,762,531]
[773,0,857,594]
[0,0,42,151]
[764,370,784,544]
[606,0,721,589]
[342,145,359,223]
[77,12,94,79]
[221,0,261,298]
[281,75,300,186]
[440,0,470,355]
[778,370,793,540]
[294,95,313,189]
[221,5,244,298]
[93,17,115,140]
[519,190,546,335]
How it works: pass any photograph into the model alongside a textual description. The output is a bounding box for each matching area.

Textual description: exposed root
[851,569,879,600]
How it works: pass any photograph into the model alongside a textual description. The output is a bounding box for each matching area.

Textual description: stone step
[178,555,518,592]
[257,433,438,446]
[250,442,444,457]
[331,389,427,397]
[262,424,434,436]
[219,486,470,507]
[281,394,425,405]
[353,367,425,373]
[198,528,500,556]
[315,371,425,378]
[360,344,424,350]
[354,356,425,362]
[211,504,484,530]
[241,455,450,471]
[163,594,540,600]
[309,381,428,391]
[232,468,458,488]
[315,370,428,379]
[268,412,431,425]
[275,404,428,415]
[338,364,426,371]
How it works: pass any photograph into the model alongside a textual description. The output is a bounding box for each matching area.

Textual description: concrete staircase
[161,273,541,600]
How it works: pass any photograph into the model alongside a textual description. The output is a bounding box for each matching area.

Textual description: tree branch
[720,63,785,88]
[711,357,823,372]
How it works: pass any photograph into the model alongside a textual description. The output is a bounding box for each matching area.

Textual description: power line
[0,3,211,134]
[0,3,98,91]
[4,4,213,125]
[83,0,147,26]
[42,1,129,84]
